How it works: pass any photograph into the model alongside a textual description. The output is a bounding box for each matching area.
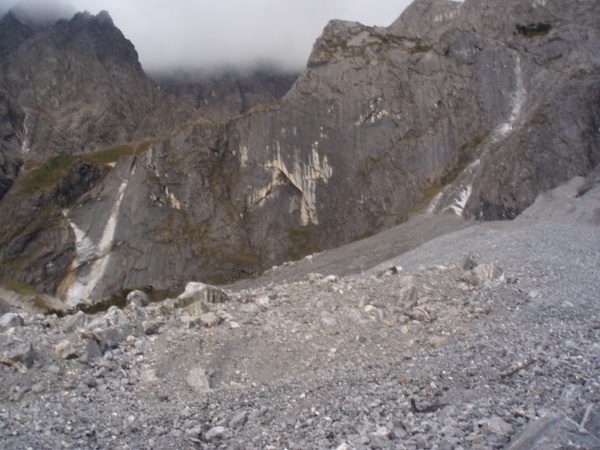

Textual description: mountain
[0,0,598,307]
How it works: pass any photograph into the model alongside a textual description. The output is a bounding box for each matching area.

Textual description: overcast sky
[0,0,414,73]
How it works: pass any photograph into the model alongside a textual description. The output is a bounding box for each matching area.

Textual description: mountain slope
[0,0,598,306]
[1,177,599,449]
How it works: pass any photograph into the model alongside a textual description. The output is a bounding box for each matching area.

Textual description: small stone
[399,275,416,285]
[0,313,24,328]
[373,426,391,437]
[229,321,240,329]
[142,320,161,335]
[127,290,150,307]
[85,339,103,361]
[54,340,79,360]
[187,367,210,393]
[506,411,600,449]
[239,304,259,314]
[229,411,248,429]
[321,314,338,326]
[140,369,158,384]
[363,305,377,313]
[462,263,504,288]
[395,285,418,310]
[204,425,226,441]
[185,426,203,437]
[2,337,34,368]
[200,312,221,328]
[409,308,429,322]
[255,295,270,307]
[482,416,513,437]
[429,335,450,349]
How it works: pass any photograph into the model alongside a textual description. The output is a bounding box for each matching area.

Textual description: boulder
[62,310,89,333]
[2,337,34,368]
[204,426,226,441]
[176,282,229,309]
[506,412,600,450]
[54,340,79,360]
[462,263,504,288]
[482,416,513,437]
[187,367,210,393]
[0,312,24,328]
[127,290,150,307]
[199,312,221,328]
[394,285,418,311]
[409,308,430,323]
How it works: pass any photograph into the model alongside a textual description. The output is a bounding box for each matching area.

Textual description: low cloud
[1,0,413,72]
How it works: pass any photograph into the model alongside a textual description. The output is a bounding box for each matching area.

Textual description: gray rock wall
[0,0,599,304]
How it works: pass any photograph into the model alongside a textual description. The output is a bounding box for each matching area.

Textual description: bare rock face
[0,11,160,159]
[152,68,299,123]
[0,0,599,306]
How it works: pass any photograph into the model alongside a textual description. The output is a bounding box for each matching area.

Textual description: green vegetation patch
[409,183,444,213]
[23,155,78,193]
[22,142,152,194]
[77,286,154,315]
[410,133,486,213]
[409,43,433,54]
[286,226,320,261]
[516,23,552,37]
[4,278,38,295]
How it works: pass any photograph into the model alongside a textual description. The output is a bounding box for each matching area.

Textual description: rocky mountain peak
[5,0,75,28]
[389,0,462,38]
[0,9,36,56]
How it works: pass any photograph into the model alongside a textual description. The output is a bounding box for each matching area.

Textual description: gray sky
[0,0,414,72]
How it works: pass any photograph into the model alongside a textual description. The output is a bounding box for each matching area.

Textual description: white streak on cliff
[20,112,30,155]
[438,55,525,217]
[447,184,472,216]
[240,145,249,167]
[259,142,333,225]
[492,55,525,142]
[63,179,129,305]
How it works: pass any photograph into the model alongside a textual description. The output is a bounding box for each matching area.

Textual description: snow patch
[426,192,444,215]
[446,184,472,216]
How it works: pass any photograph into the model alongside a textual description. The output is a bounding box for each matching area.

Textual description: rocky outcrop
[0,0,599,305]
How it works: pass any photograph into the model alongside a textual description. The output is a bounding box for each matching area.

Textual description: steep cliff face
[224,0,599,255]
[0,0,598,306]
[152,69,299,123]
